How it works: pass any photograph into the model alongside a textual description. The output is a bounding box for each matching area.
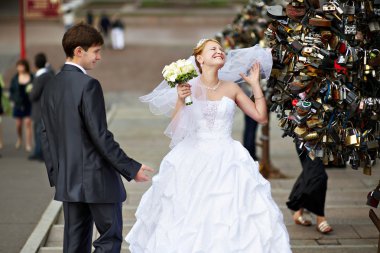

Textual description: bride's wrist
[249,80,260,88]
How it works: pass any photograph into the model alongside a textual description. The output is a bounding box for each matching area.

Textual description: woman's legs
[24,117,32,152]
[15,118,23,148]
[288,144,332,233]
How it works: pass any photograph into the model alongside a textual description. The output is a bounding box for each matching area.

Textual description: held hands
[239,62,260,87]
[177,83,191,103]
[134,164,154,182]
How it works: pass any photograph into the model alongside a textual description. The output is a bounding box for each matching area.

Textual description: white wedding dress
[126,95,292,253]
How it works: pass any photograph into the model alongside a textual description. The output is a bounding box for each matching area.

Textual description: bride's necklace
[201,80,221,91]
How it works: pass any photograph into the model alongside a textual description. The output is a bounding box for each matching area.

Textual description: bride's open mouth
[213,55,224,60]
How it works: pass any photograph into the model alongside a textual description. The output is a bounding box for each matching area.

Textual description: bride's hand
[177,83,191,102]
[134,164,154,182]
[239,62,260,87]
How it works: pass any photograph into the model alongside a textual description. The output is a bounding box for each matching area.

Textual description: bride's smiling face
[197,41,226,69]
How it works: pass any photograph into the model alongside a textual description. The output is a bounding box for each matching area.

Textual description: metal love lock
[345,125,359,146]
[343,17,357,35]
[369,21,380,32]
[343,0,356,15]
[332,0,344,15]
[375,6,380,17]
[365,134,379,150]
[323,2,336,12]
[363,154,372,176]
[350,149,360,170]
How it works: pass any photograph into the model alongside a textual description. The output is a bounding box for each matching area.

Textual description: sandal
[316,221,333,234]
[294,216,312,226]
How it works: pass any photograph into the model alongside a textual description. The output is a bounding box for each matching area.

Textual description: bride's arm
[172,83,191,118]
[235,63,268,124]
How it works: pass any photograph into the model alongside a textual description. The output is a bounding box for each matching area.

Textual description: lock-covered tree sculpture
[265,0,380,174]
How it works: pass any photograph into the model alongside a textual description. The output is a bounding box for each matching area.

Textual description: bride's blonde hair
[193,38,221,74]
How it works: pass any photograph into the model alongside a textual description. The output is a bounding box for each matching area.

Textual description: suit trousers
[243,114,258,160]
[33,120,43,159]
[63,202,123,253]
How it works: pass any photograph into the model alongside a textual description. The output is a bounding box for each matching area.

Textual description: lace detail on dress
[202,101,219,130]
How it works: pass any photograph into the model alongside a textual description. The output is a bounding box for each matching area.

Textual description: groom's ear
[73,46,84,58]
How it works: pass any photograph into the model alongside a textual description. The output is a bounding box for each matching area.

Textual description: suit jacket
[41,64,141,203]
[29,70,54,121]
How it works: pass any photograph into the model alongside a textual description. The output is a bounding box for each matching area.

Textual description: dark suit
[29,70,54,159]
[41,64,141,252]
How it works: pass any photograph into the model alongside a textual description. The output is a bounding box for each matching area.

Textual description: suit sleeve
[29,74,50,102]
[81,79,141,181]
[41,118,56,187]
[40,92,57,187]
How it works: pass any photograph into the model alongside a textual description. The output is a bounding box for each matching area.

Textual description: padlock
[343,0,355,15]
[306,116,324,128]
[344,23,357,35]
[332,83,341,101]
[349,150,360,169]
[304,131,319,141]
[345,127,359,146]
[366,134,379,150]
[315,148,324,157]
[337,55,347,65]
[345,89,358,104]
[301,47,313,56]
[323,3,336,12]
[328,121,341,143]
[369,21,380,32]
[278,117,288,128]
[367,191,380,208]
[363,154,372,175]
[294,126,308,138]
[332,0,344,15]
[323,148,330,165]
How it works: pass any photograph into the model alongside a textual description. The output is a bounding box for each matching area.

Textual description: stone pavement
[0,116,54,253]
[0,4,379,253]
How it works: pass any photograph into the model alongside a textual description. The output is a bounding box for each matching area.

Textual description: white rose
[169,74,177,83]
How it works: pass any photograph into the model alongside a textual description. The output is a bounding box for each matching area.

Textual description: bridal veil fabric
[140,45,273,148]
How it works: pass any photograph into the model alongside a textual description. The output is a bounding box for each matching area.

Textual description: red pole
[19,0,26,59]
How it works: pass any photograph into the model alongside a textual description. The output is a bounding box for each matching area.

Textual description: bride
[125,39,292,253]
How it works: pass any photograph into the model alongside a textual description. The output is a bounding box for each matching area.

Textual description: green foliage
[167,70,198,88]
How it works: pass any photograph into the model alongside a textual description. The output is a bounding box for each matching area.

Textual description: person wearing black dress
[9,59,33,152]
[287,143,333,234]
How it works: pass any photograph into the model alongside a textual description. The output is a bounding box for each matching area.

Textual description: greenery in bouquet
[162,59,198,88]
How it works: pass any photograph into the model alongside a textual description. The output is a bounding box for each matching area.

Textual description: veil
[140,44,273,148]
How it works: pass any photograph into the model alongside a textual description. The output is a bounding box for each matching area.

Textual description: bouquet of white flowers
[162,59,198,105]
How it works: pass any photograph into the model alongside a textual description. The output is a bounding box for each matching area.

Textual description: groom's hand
[134,164,154,182]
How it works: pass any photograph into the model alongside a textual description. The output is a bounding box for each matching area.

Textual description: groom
[41,23,153,253]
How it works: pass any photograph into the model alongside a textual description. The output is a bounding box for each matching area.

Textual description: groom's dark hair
[62,22,104,58]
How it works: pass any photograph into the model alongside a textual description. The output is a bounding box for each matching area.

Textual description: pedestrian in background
[287,143,333,234]
[86,10,93,26]
[9,59,33,152]
[28,53,54,161]
[241,85,259,161]
[99,12,111,48]
[111,18,125,50]
[62,8,75,31]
